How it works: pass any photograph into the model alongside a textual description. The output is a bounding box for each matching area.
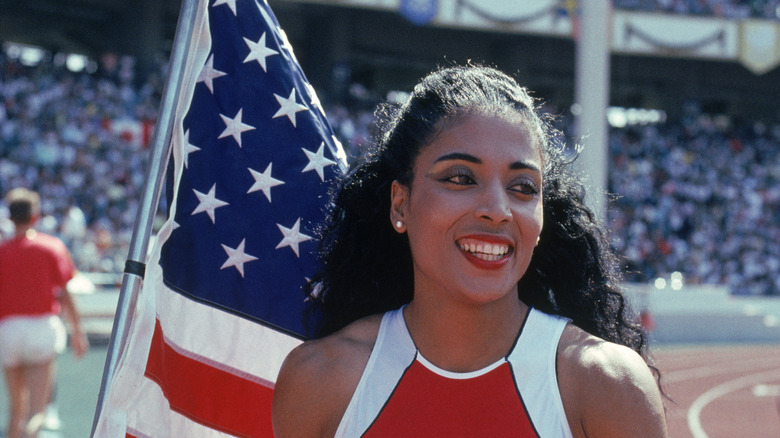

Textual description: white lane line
[663,357,780,384]
[687,368,780,438]
[752,384,780,397]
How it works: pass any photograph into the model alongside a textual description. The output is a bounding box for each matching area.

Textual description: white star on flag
[197,54,226,94]
[183,129,201,169]
[219,108,255,147]
[248,163,285,202]
[272,88,308,127]
[213,0,238,15]
[275,218,312,257]
[243,33,278,72]
[220,239,258,277]
[302,142,337,181]
[192,183,229,223]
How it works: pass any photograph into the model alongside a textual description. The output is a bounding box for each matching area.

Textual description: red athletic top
[0,230,75,320]
[364,357,537,437]
[335,307,573,438]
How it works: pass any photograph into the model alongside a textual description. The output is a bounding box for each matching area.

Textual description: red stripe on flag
[145,319,275,437]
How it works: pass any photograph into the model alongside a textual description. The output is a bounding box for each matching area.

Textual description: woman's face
[391,112,544,306]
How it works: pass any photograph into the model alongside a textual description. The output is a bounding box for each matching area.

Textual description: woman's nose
[475,183,512,224]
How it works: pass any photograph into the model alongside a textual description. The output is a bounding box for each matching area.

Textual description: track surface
[655,344,780,438]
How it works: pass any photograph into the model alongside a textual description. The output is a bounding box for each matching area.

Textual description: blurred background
[0,0,779,436]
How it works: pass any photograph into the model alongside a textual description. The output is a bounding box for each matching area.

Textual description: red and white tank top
[334,307,573,438]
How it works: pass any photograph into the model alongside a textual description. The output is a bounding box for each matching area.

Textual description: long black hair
[305,65,652,370]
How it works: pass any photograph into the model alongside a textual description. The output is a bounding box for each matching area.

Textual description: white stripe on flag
[125,379,238,438]
[156,284,302,382]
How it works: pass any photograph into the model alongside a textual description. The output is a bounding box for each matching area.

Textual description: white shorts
[0,315,66,368]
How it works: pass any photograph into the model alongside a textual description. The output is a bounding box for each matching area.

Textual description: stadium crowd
[0,52,161,274]
[607,103,780,295]
[614,0,780,19]
[1,46,779,295]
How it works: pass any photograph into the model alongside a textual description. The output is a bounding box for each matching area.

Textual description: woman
[273,65,668,437]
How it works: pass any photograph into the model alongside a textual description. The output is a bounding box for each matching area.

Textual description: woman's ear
[390,180,408,233]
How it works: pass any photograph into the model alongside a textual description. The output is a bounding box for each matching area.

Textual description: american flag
[94,0,345,436]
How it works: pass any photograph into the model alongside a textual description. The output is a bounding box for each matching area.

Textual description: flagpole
[91,0,200,434]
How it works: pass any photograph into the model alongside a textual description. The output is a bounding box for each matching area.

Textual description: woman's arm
[559,326,668,438]
[273,316,379,438]
[273,341,335,437]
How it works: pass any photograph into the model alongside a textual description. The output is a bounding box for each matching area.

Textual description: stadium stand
[608,105,780,295]
[0,52,163,274]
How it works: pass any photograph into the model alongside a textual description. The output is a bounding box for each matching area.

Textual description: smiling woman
[272,65,669,438]
[390,113,543,310]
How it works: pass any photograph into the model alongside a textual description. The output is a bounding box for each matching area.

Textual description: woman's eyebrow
[433,152,541,173]
[433,152,481,164]
[509,161,541,173]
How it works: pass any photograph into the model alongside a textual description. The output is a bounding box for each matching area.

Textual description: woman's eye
[510,181,539,195]
[443,172,475,185]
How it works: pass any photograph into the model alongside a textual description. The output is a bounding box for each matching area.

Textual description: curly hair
[304,65,653,371]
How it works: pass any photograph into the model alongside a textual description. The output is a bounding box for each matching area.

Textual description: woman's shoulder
[273,313,384,437]
[556,324,668,438]
[283,313,383,380]
[557,323,652,382]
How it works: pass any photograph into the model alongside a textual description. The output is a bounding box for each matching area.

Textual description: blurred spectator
[0,188,88,438]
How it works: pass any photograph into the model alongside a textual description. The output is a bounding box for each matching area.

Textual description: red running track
[654,344,780,438]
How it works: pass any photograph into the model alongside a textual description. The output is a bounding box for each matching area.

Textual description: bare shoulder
[557,324,668,438]
[272,314,383,438]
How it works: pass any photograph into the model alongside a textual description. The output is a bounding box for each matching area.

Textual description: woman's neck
[402,295,528,373]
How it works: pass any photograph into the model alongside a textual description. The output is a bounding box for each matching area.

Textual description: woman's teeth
[458,242,510,258]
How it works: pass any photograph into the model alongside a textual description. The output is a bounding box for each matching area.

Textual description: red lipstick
[456,234,514,270]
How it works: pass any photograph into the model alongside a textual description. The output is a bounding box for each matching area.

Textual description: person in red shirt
[0,188,89,438]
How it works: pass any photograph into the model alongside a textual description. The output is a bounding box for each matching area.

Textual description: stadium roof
[0,0,181,56]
